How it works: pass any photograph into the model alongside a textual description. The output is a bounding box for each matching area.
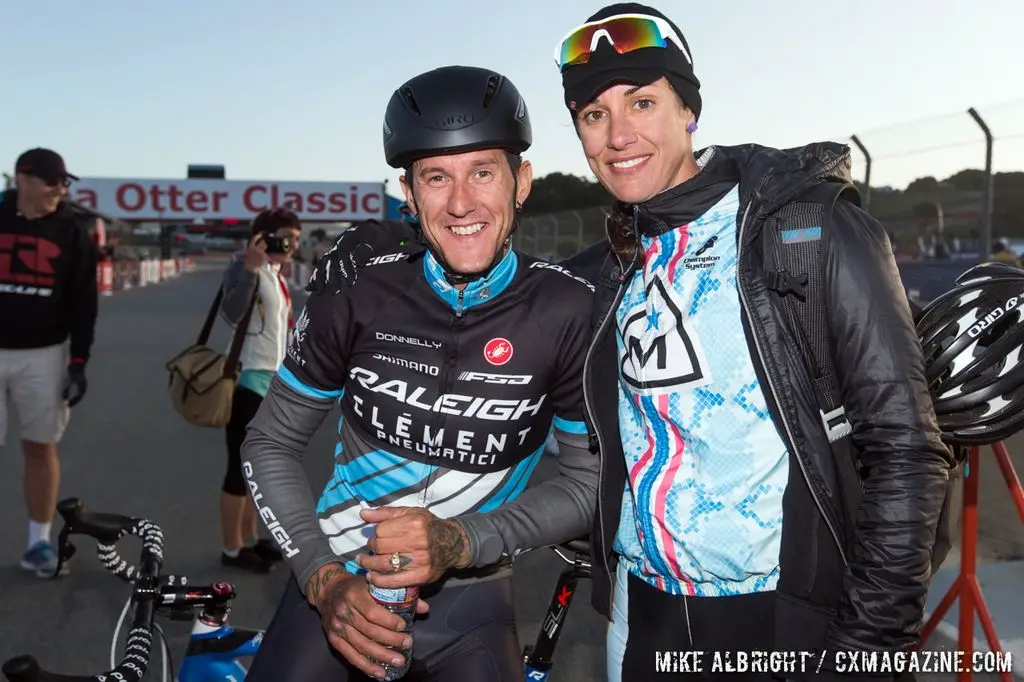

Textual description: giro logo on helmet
[967,295,1022,339]
[484,337,514,366]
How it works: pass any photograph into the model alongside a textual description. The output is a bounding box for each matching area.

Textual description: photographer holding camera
[217,207,302,573]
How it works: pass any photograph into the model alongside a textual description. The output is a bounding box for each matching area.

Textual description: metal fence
[512,206,610,261]
[513,100,1024,274]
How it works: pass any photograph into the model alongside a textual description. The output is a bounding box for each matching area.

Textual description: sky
[2,0,1022,198]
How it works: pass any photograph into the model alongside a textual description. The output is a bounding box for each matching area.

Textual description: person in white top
[219,208,302,572]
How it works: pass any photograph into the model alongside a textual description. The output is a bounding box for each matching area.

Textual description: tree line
[523,168,1024,237]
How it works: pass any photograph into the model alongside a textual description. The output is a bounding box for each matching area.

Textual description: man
[553,5,955,681]
[991,239,1021,267]
[0,148,98,578]
[241,65,598,681]
[216,208,302,573]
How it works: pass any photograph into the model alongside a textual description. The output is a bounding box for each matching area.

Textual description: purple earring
[687,121,698,133]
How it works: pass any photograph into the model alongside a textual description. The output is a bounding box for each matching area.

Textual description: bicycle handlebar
[2,498,166,682]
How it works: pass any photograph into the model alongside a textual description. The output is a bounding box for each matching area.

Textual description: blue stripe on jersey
[317,452,438,512]
[423,249,518,312]
[553,416,588,435]
[317,474,352,513]
[476,444,546,512]
[633,395,677,580]
[649,230,678,273]
[278,365,344,399]
[350,456,437,500]
[342,449,407,478]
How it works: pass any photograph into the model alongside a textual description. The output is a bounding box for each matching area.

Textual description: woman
[556,5,951,682]
[218,207,302,572]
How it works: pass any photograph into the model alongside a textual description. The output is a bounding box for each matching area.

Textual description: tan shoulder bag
[164,283,258,428]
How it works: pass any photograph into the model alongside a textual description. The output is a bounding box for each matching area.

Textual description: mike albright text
[654,649,1015,676]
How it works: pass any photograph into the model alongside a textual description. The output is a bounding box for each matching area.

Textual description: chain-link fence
[513,100,1024,269]
[848,99,1024,260]
[512,206,610,261]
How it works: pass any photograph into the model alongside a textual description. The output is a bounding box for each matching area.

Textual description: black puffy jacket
[562,142,954,665]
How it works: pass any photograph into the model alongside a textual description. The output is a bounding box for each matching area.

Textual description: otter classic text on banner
[68,178,386,222]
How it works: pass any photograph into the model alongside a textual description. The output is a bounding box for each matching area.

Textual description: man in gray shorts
[0,148,98,577]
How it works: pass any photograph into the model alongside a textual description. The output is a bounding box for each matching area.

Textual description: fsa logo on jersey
[484,338,514,366]
[458,371,532,385]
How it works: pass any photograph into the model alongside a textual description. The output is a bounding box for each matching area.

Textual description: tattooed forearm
[306,562,348,607]
[427,519,471,571]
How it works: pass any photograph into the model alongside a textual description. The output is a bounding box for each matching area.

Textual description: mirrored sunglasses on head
[553,13,691,69]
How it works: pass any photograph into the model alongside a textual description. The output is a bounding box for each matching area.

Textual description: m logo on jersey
[619,275,710,393]
[484,337,514,366]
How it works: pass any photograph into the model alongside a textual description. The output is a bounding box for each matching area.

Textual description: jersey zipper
[735,201,847,566]
[424,288,466,506]
[582,260,634,610]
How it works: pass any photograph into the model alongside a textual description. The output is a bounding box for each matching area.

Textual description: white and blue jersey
[613,182,790,597]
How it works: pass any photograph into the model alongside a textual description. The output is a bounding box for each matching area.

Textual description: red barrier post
[993,441,1024,522]
[97,261,113,296]
[917,441,1024,682]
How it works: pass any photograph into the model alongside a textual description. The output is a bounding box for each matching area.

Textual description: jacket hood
[716,141,858,216]
[639,141,857,220]
[629,141,858,249]
[569,142,858,283]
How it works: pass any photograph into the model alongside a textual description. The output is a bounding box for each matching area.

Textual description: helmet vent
[400,87,422,116]
[482,75,501,108]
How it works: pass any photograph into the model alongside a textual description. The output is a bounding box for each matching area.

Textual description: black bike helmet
[916,261,1024,445]
[383,66,532,169]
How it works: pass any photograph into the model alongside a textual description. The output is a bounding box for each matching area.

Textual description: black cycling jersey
[241,244,598,681]
[241,242,598,595]
[282,247,594,475]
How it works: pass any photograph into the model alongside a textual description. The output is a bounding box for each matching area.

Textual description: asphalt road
[0,263,1020,681]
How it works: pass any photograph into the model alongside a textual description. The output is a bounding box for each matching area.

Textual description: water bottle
[368,583,418,680]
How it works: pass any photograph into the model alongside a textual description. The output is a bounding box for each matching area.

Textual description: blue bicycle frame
[177,618,264,682]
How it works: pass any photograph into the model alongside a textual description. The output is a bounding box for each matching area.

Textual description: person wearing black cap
[0,147,98,579]
[241,66,598,681]
[554,5,955,682]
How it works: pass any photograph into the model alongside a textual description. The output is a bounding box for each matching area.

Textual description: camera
[261,233,293,254]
